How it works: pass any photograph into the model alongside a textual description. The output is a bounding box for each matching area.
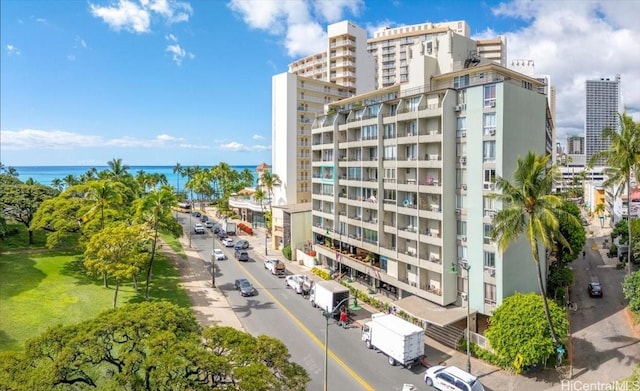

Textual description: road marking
[236,262,374,391]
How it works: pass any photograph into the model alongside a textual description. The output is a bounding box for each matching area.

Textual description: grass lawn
[0,250,190,352]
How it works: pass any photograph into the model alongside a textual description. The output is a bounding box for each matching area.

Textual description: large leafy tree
[259,170,282,215]
[491,152,577,347]
[84,223,151,307]
[134,186,181,300]
[589,112,640,270]
[485,292,568,373]
[623,271,640,312]
[0,302,309,390]
[553,202,586,266]
[0,181,58,244]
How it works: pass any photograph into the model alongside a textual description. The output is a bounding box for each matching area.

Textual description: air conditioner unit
[456,209,461,214]
[455,104,462,112]
[460,156,467,165]
[461,131,467,137]
[459,259,468,268]
[489,269,496,277]
[462,184,467,190]
[460,292,468,300]
[461,236,467,242]
[489,129,496,136]
[490,101,496,108]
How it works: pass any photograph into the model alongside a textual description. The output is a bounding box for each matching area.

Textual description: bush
[311,267,331,280]
[282,245,292,260]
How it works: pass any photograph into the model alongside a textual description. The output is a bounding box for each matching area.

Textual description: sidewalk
[175,209,572,391]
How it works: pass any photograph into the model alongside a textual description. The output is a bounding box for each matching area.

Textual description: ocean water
[11,165,259,190]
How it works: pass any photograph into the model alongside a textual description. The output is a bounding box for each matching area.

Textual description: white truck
[285,275,312,295]
[361,313,425,368]
[309,280,350,316]
[221,220,237,235]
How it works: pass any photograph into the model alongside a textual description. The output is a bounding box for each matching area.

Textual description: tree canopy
[0,302,309,390]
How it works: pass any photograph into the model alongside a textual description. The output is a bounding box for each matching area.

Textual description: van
[424,365,484,391]
[234,249,249,262]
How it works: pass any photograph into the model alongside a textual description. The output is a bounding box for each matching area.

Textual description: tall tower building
[585,75,621,165]
[567,135,585,155]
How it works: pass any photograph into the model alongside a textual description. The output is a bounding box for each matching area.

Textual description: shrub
[282,245,292,260]
[311,267,331,280]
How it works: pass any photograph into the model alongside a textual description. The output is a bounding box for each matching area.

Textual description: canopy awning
[393,295,471,327]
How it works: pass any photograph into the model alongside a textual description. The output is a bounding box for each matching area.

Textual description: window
[383,145,397,160]
[383,123,396,139]
[483,197,496,212]
[457,220,467,236]
[483,113,496,135]
[456,117,467,132]
[408,97,420,112]
[484,252,495,268]
[457,89,467,105]
[457,245,468,260]
[483,141,496,162]
[484,283,497,305]
[483,169,495,189]
[484,84,496,107]
[362,125,377,140]
[454,75,470,88]
[384,168,396,180]
[483,223,493,244]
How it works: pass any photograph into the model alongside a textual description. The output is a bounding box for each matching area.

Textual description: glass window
[484,84,496,107]
[483,141,496,162]
[456,117,467,131]
[483,113,496,135]
[363,125,377,140]
[483,169,495,189]
[484,283,497,304]
[484,252,495,268]
[384,123,396,139]
[383,145,397,160]
[454,75,470,88]
[457,220,467,236]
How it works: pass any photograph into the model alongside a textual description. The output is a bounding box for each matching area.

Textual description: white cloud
[166,33,178,42]
[220,141,271,152]
[490,0,640,143]
[0,129,187,150]
[90,0,192,33]
[166,43,194,65]
[5,44,21,56]
[252,134,265,140]
[75,36,88,48]
[228,0,364,57]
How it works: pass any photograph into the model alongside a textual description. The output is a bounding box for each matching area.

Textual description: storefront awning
[393,295,471,327]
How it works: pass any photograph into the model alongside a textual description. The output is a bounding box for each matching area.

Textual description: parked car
[264,259,286,276]
[212,248,226,260]
[424,365,485,391]
[216,230,228,239]
[234,278,257,297]
[588,278,603,297]
[222,238,234,247]
[213,225,221,234]
[204,221,214,229]
[200,215,209,222]
[191,211,201,218]
[193,223,205,234]
[234,249,249,261]
[234,240,250,250]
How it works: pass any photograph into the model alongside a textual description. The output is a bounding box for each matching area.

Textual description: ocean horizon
[10,165,262,189]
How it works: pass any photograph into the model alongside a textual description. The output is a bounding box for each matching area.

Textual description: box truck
[309,280,350,316]
[361,313,425,368]
[221,220,237,235]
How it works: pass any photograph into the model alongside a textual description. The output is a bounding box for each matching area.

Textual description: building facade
[585,75,621,165]
[567,135,585,155]
[310,43,551,326]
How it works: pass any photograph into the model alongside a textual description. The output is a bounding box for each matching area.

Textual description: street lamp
[322,297,351,391]
[451,261,472,374]
[211,235,216,288]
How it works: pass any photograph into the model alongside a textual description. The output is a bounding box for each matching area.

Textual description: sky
[1,0,639,167]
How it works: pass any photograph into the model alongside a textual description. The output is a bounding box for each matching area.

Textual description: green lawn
[0,250,190,352]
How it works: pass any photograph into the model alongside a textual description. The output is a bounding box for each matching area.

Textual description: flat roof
[393,295,471,327]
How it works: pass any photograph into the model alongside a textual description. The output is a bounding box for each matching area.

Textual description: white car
[212,249,226,260]
[285,274,311,294]
[222,238,234,247]
[424,365,484,391]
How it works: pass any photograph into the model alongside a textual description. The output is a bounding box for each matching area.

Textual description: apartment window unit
[457,276,467,294]
[405,145,417,160]
[384,168,396,180]
[456,220,467,237]
[456,117,467,132]
[483,141,496,162]
[383,145,397,160]
[383,189,396,202]
[522,80,533,90]
[457,89,467,105]
[484,283,497,305]
[484,252,495,268]
[363,229,378,244]
[483,84,496,107]
[483,113,496,135]
[457,245,468,261]
[454,75,470,89]
[363,124,378,140]
[407,120,418,136]
[347,167,362,180]
[321,184,333,195]
[407,97,420,112]
[483,169,496,189]
[483,223,493,244]
[483,197,496,213]
[384,123,396,139]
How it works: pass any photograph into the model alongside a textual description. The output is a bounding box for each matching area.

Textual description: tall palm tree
[135,186,177,300]
[491,152,576,347]
[259,170,282,215]
[589,112,640,271]
[106,158,130,181]
[172,162,183,194]
[63,174,78,189]
[51,178,64,192]
[4,166,19,177]
[594,203,606,228]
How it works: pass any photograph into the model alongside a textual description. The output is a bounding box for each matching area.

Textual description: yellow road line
[238,262,374,391]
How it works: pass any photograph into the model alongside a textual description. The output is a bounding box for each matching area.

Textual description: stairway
[424,324,464,350]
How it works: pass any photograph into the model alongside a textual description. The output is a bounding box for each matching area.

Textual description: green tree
[594,203,606,228]
[84,223,151,307]
[554,202,586,266]
[491,152,577,347]
[623,271,640,312]
[83,179,124,230]
[0,182,57,244]
[172,162,183,193]
[589,112,640,270]
[486,292,568,373]
[106,157,131,181]
[134,186,181,300]
[259,170,282,215]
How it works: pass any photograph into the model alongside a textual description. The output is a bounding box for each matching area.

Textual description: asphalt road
[180,215,428,391]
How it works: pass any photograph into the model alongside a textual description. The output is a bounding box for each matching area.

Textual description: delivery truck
[221,220,237,235]
[361,312,425,368]
[309,280,350,316]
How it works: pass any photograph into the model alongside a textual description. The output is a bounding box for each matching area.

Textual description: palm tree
[136,186,177,300]
[4,166,19,177]
[106,158,130,181]
[589,112,640,271]
[172,162,183,194]
[491,152,576,347]
[594,203,606,228]
[63,174,78,189]
[259,170,282,215]
[51,178,63,192]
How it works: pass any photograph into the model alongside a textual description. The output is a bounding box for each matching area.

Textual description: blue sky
[1,0,638,167]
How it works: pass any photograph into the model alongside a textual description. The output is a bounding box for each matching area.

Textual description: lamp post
[211,235,216,288]
[322,297,351,391]
[451,261,472,374]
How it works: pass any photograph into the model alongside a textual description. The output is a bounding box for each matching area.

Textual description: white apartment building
[585,75,621,165]
[310,41,551,328]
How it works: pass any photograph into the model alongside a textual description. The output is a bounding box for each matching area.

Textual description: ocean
[11,165,259,190]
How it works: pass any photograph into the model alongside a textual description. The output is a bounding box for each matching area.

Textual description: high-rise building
[310,40,552,329]
[585,75,621,165]
[566,135,585,155]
